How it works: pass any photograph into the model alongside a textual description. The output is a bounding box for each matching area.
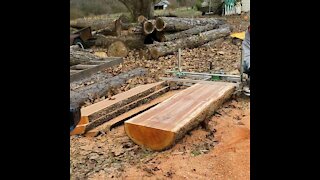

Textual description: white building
[154,0,170,10]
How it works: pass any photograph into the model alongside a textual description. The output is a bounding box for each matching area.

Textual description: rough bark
[70,68,147,107]
[70,49,103,66]
[155,17,225,32]
[95,34,146,49]
[70,18,116,31]
[146,26,231,59]
[160,24,218,42]
[122,23,139,30]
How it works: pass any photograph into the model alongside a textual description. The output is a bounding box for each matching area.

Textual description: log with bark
[146,26,231,59]
[128,26,143,34]
[70,48,104,66]
[122,23,139,30]
[90,19,122,36]
[70,68,147,107]
[155,17,225,32]
[125,82,236,151]
[159,24,218,42]
[70,18,117,31]
[95,34,146,49]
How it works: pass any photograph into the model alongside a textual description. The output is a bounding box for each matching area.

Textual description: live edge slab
[124,82,236,151]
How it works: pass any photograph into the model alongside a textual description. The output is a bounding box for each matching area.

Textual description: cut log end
[107,41,128,57]
[155,17,165,31]
[125,123,175,151]
[138,15,147,24]
[150,47,160,59]
[143,21,155,35]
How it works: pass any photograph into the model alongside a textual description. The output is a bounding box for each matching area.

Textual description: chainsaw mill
[165,31,250,97]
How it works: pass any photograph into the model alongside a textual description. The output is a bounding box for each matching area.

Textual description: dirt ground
[71,96,249,179]
[70,13,250,179]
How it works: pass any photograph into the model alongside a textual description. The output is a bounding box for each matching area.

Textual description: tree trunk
[70,68,147,107]
[118,0,154,21]
[124,82,236,151]
[95,34,146,49]
[107,41,129,57]
[159,24,218,42]
[146,26,231,59]
[155,17,225,32]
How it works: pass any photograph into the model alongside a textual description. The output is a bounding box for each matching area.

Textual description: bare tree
[118,0,160,20]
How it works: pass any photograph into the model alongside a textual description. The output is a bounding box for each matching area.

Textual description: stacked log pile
[70,15,231,59]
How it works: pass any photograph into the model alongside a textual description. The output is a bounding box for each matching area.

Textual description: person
[242,25,250,95]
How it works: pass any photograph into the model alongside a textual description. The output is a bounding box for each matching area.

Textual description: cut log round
[125,82,236,151]
[155,17,165,31]
[137,15,147,24]
[143,20,155,35]
[107,41,129,57]
[146,26,231,59]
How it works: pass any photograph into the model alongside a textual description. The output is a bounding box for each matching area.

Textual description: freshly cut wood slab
[81,81,166,120]
[124,82,236,151]
[84,86,170,131]
[70,81,166,135]
[85,90,182,137]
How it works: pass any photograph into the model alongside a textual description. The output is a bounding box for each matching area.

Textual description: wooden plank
[125,82,236,151]
[70,124,88,136]
[85,86,170,131]
[71,81,169,136]
[84,90,182,137]
[81,81,166,119]
[70,57,123,82]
